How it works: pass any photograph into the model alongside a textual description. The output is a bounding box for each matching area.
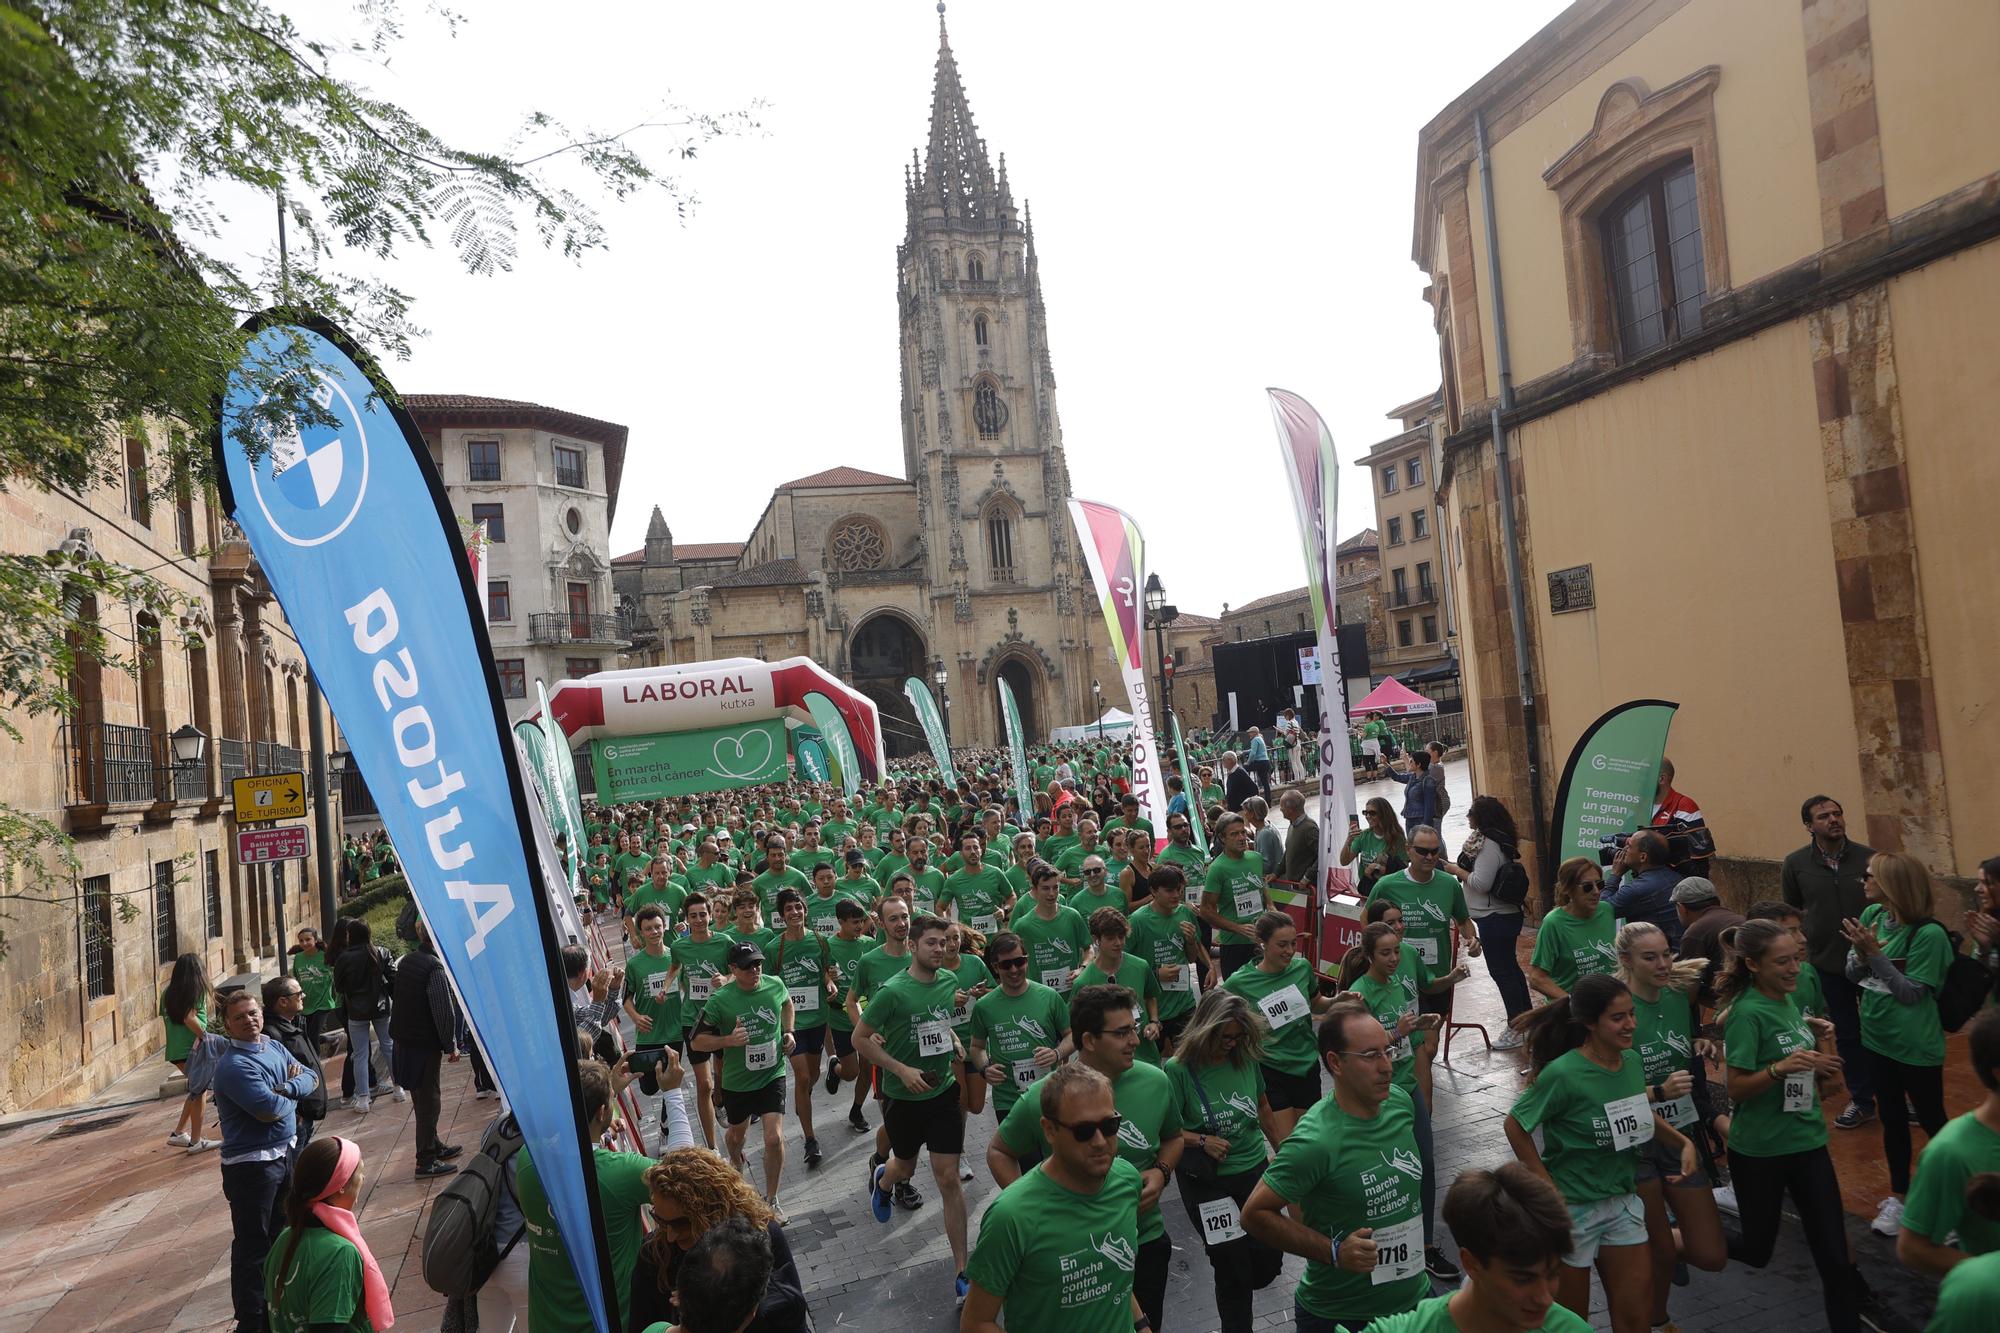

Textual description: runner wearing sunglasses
[967,931,1073,1143]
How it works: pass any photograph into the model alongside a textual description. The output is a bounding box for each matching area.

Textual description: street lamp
[1092,679,1103,738]
[328,745,351,776]
[169,722,208,769]
[932,656,951,755]
[1143,573,1178,735]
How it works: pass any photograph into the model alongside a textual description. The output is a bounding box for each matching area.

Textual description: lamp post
[169,722,208,769]
[1144,573,1178,735]
[1092,679,1103,739]
[932,656,952,758]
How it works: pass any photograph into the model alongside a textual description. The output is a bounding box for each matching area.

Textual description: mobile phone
[628,1047,670,1077]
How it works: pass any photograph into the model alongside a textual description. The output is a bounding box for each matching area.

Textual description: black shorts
[1262,1062,1323,1112]
[1418,989,1452,1018]
[790,1025,826,1058]
[1159,1012,1191,1050]
[830,1026,856,1059]
[678,1036,712,1067]
[883,1090,965,1160]
[722,1080,784,1126]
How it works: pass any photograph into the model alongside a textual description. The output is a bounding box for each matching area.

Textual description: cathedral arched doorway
[847,612,927,759]
[994,657,1039,747]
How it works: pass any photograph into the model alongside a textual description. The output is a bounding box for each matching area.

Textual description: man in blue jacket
[211,987,319,1333]
[1604,830,1686,948]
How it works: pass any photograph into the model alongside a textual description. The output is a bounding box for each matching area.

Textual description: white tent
[1051,708,1136,743]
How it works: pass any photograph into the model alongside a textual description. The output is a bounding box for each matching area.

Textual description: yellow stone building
[1413,0,2000,894]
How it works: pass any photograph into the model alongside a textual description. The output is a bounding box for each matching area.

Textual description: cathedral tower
[898,9,1090,746]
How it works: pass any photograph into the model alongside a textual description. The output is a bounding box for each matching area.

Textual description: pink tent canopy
[1353,676,1438,716]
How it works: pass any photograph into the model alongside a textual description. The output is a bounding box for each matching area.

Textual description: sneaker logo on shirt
[1378,1147,1424,1181]
[1659,1028,1692,1060]
[1413,900,1449,924]
[1017,1018,1050,1043]
[1225,1092,1261,1122]
[1116,1118,1153,1153]
[1093,1232,1138,1272]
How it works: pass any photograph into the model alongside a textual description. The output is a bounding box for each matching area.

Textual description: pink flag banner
[1066,499,1169,851]
[1267,388,1359,903]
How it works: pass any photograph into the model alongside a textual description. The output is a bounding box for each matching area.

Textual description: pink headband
[312,1136,361,1202]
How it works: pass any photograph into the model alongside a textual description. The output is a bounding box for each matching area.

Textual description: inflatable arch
[534,657,886,799]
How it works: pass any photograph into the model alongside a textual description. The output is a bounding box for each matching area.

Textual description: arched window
[973,380,1007,439]
[986,510,1017,584]
[974,313,989,347]
[967,253,984,281]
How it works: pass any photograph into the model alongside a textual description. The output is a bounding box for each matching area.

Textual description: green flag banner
[902,676,958,785]
[538,681,586,886]
[805,692,862,800]
[590,718,789,802]
[793,727,829,783]
[999,676,1032,820]
[1550,700,1680,873]
[1170,712,1209,856]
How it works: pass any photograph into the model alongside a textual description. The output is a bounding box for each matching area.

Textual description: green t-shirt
[946,953,994,1031]
[161,993,208,1063]
[1127,903,1202,1021]
[1928,1249,2000,1333]
[848,942,914,1017]
[1365,870,1467,982]
[1723,985,1828,1157]
[684,862,735,895]
[941,866,1013,934]
[1001,1061,1181,1243]
[826,933,875,1033]
[1350,944,1429,1092]
[969,981,1071,1118]
[623,948,680,1044]
[821,819,858,846]
[1263,1085,1429,1322]
[1631,987,1700,1130]
[1902,1112,2000,1255]
[1055,842,1107,881]
[1042,832,1080,863]
[1528,902,1621,993]
[668,934,734,1036]
[1077,950,1164,1065]
[1856,904,1952,1066]
[1068,883,1127,923]
[1203,851,1269,930]
[624,880,686,928]
[804,886,864,938]
[1509,1047,1651,1203]
[1357,1293,1592,1333]
[860,969,962,1100]
[1103,816,1153,844]
[263,1226,371,1333]
[700,973,791,1092]
[966,1159,1143,1333]
[1013,905,1090,994]
[767,930,835,1030]
[751,866,813,918]
[1158,843,1207,905]
[1793,961,1827,1021]
[517,1145,653,1333]
[1224,956,1321,1076]
[790,848,836,880]
[874,853,910,888]
[293,953,337,1015]
[1167,1056,1268,1175]
[901,865,946,914]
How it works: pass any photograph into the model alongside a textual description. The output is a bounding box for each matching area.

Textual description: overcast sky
[295,0,1570,617]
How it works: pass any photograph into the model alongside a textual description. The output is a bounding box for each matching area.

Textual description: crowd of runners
[221,732,2000,1333]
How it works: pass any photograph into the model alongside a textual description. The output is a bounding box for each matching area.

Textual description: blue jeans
[346,1014,395,1102]
[1474,911,1532,1021]
[1815,966,1875,1112]
[221,1155,288,1332]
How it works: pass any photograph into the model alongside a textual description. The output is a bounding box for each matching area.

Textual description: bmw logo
[245,340,370,548]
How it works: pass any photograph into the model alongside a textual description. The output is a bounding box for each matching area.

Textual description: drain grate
[42,1109,139,1142]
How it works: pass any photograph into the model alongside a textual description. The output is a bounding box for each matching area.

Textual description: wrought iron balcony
[529,612,630,646]
[218,737,249,787]
[1388,585,1438,609]
[64,720,157,806]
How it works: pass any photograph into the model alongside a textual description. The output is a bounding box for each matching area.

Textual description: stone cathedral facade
[616,17,1096,755]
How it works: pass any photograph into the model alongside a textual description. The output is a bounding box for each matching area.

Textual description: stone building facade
[1361,395,1458,705]
[0,436,338,1112]
[616,17,1098,753]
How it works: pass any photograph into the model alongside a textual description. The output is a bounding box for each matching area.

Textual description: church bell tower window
[974,380,1007,438]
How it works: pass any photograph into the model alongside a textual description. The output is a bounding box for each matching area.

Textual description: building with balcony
[404,395,630,705]
[1358,393,1458,710]
[0,435,340,1112]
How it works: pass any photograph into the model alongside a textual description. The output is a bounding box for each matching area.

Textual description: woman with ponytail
[1714,918,1859,1332]
[1503,972,1696,1333]
[266,1135,395,1330]
[1615,922,1726,1330]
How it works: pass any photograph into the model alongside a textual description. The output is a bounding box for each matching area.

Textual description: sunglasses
[994,956,1028,971]
[1409,845,1442,857]
[1084,867,1105,876]
[651,1207,694,1234]
[1054,1113,1124,1143]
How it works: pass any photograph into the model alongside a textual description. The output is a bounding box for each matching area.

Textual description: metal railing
[529,612,629,645]
[218,737,249,787]
[340,768,379,816]
[1388,585,1438,609]
[172,757,210,802]
[64,720,156,806]
[272,745,304,775]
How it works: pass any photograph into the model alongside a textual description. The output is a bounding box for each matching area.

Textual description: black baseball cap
[726,940,765,968]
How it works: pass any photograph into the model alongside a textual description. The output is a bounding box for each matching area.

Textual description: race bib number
[1232,884,1264,919]
[1370,1215,1424,1284]
[1659,1094,1697,1128]
[1042,967,1071,992]
[915,1019,952,1059]
[1012,1060,1041,1090]
[1197,1195,1245,1246]
[1163,964,1192,993]
[789,985,819,1014]
[1858,974,1890,994]
[1257,984,1308,1031]
[1387,1003,1417,1063]
[1411,935,1440,966]
[1604,1093,1654,1151]
[744,1039,777,1071]
[1184,881,1203,908]
[688,974,713,1003]
[1782,1073,1813,1113]
[645,972,669,1002]
[813,917,838,936]
[972,914,998,936]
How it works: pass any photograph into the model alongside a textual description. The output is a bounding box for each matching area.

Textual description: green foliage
[340,872,408,918]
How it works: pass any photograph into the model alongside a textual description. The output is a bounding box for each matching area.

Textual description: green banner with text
[590,718,790,802]
[1550,699,1679,875]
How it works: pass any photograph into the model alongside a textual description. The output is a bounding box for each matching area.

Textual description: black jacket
[265,1011,328,1121]
[1224,766,1258,812]
[625,1218,809,1333]
[333,944,396,1022]
[389,946,455,1050]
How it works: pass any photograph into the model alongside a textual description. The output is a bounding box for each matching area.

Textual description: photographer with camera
[1604,831,1685,949]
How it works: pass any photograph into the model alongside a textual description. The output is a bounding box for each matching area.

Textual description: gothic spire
[921,4,1001,224]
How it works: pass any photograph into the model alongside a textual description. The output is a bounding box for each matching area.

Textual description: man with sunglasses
[989,983,1184,1331]
[963,1062,1150,1333]
[1158,813,1208,906]
[691,940,796,1217]
[1068,854,1126,921]
[854,912,974,1303]
[969,930,1074,1140]
[1243,1002,1431,1332]
[1365,823,1480,1021]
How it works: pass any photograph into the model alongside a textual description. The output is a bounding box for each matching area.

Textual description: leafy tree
[0,0,757,952]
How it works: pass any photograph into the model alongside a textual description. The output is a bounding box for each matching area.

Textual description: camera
[1597,827,1711,869]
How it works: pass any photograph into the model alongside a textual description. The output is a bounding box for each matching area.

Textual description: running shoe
[415,1160,457,1179]
[825,1066,842,1095]
[436,1144,465,1161]
[186,1138,218,1154]
[804,1137,823,1169]
[1711,1183,1739,1216]
[769,1202,789,1226]
[960,1162,975,1183]
[1425,1247,1460,1281]
[391,1086,410,1104]
[1870,1196,1903,1237]
[869,1164,893,1223]
[894,1180,924,1211]
[1492,1028,1525,1051]
[848,1107,870,1134]
[1834,1102,1876,1130]
[351,1098,371,1115]
[167,1131,191,1148]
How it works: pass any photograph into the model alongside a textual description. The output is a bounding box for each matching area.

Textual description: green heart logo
[710,728,775,781]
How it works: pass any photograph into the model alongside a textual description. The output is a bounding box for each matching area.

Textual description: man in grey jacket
[391,921,464,1178]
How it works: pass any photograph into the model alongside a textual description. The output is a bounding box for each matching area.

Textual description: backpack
[1431,769,1452,821]
[1915,920,1990,1033]
[422,1113,525,1298]
[1491,858,1530,909]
